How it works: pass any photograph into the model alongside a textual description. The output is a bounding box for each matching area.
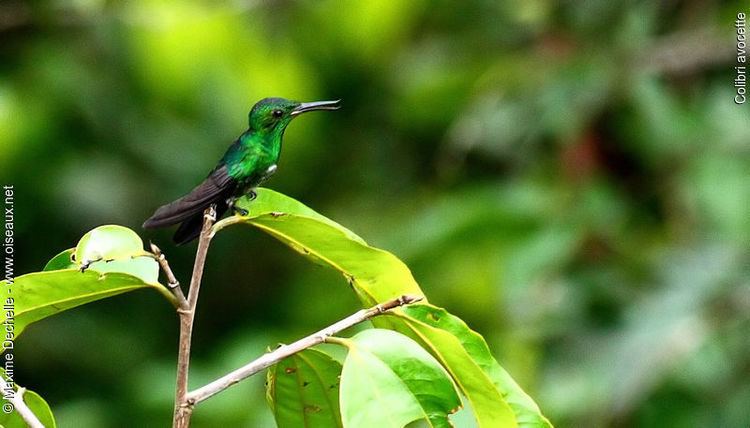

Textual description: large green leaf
[229,190,422,306]
[393,305,552,428]
[0,368,57,428]
[336,329,460,428]
[3,269,168,337]
[266,348,343,428]
[84,257,159,284]
[221,188,552,428]
[44,242,158,284]
[6,225,173,337]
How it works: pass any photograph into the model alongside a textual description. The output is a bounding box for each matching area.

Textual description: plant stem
[150,243,188,310]
[173,206,216,428]
[210,214,244,237]
[322,336,350,347]
[0,377,45,428]
[186,294,422,405]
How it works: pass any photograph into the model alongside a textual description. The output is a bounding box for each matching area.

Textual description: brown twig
[173,205,217,428]
[186,294,423,405]
[150,243,188,310]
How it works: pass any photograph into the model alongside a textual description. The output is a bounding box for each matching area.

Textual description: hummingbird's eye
[272,109,283,119]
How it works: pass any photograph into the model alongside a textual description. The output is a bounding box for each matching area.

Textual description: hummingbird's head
[248,97,340,136]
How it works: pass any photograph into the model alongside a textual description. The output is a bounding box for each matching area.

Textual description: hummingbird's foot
[227,198,249,217]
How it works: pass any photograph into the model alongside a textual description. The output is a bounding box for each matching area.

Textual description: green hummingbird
[143,97,340,244]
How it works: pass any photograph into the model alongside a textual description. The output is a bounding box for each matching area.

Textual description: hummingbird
[143,97,340,245]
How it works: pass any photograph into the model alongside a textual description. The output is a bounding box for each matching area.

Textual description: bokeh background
[3,0,749,427]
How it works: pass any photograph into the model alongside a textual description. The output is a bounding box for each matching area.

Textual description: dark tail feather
[142,186,217,229]
[172,214,203,245]
[172,202,228,245]
[143,165,236,230]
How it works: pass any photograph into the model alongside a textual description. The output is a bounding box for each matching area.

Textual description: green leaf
[394,305,553,428]
[5,225,172,337]
[74,225,151,268]
[237,189,366,244]
[44,247,159,284]
[222,188,553,428]
[229,189,422,306]
[43,248,76,271]
[266,348,343,428]
[85,257,159,284]
[72,225,159,284]
[336,329,460,428]
[2,270,166,337]
[0,368,57,428]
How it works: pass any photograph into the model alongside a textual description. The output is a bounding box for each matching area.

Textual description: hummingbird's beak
[291,100,341,116]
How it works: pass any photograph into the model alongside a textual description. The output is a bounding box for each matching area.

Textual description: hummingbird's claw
[227,198,249,216]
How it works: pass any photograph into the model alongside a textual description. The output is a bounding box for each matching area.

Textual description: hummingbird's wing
[142,165,236,229]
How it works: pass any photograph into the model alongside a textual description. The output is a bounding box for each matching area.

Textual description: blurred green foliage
[2,0,749,427]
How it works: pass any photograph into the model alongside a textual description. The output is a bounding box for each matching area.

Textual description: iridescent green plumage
[143,97,340,244]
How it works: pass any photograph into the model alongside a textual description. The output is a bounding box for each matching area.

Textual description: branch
[186,294,423,405]
[210,213,247,237]
[0,377,45,428]
[173,206,217,428]
[150,243,188,310]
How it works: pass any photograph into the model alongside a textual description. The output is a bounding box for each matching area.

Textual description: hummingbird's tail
[143,165,236,244]
[171,203,228,245]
